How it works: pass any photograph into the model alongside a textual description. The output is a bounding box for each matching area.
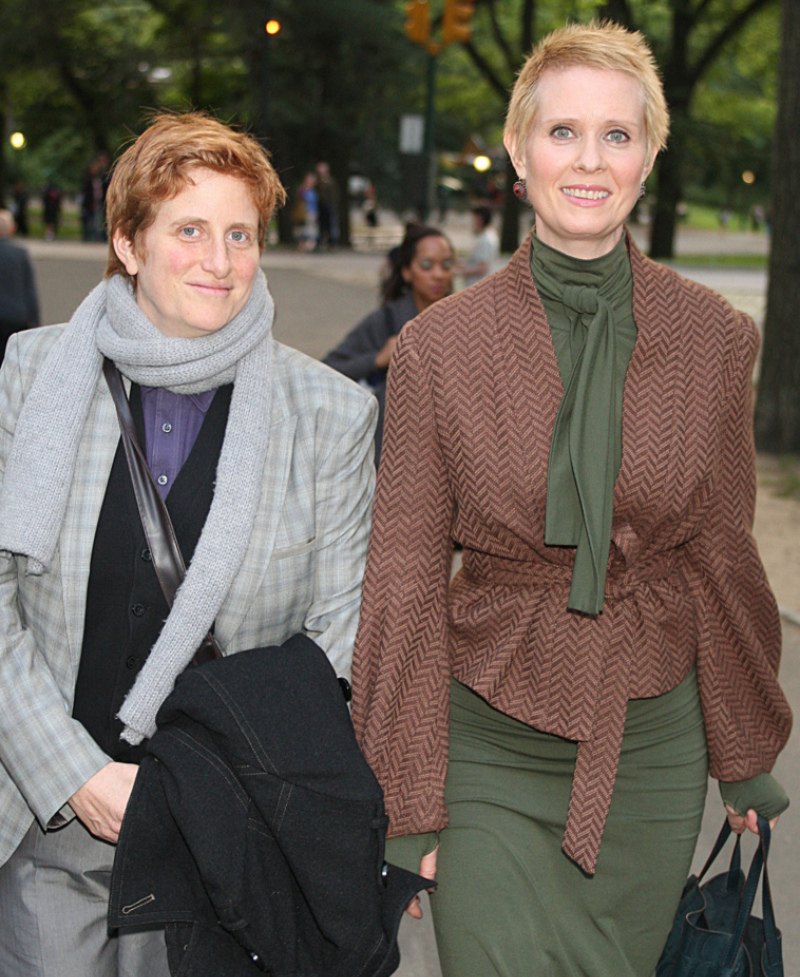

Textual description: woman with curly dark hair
[324,224,453,467]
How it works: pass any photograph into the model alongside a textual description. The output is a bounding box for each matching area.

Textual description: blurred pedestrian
[11,182,29,237]
[0,210,40,361]
[292,172,318,251]
[42,178,62,240]
[353,22,790,977]
[315,161,339,250]
[81,152,110,242]
[324,224,454,468]
[364,182,379,228]
[457,205,499,286]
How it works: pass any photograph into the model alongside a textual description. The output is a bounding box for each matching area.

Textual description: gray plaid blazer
[0,324,377,867]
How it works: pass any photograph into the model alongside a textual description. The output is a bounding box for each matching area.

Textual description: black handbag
[657,815,783,977]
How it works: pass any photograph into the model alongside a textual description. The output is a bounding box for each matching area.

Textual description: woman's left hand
[725,804,779,835]
[404,847,439,920]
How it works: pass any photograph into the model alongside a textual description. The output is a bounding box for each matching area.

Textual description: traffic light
[442,0,475,45]
[404,0,431,46]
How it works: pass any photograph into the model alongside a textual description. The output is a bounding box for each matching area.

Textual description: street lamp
[10,132,26,150]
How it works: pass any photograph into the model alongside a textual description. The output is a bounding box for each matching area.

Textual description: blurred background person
[324,224,454,468]
[0,209,40,362]
[457,205,499,287]
[292,172,318,251]
[11,181,29,238]
[315,161,340,250]
[41,176,62,240]
[81,152,111,242]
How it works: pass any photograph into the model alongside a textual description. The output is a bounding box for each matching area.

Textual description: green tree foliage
[600,0,778,257]
[141,0,411,245]
[429,0,778,256]
[0,0,779,259]
[1,1,160,196]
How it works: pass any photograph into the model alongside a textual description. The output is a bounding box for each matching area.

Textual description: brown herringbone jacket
[352,233,792,874]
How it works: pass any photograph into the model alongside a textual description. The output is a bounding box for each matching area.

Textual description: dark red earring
[512,179,528,201]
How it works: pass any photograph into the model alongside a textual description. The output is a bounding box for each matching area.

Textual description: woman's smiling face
[505,66,654,259]
[112,168,261,338]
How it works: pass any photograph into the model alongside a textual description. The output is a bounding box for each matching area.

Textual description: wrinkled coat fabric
[109,636,429,977]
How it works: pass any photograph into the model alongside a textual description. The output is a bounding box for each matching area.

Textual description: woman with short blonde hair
[353,22,790,977]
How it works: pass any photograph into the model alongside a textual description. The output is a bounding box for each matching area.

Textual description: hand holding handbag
[657,814,782,977]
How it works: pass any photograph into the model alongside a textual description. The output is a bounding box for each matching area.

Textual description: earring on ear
[513,179,528,201]
[638,183,647,200]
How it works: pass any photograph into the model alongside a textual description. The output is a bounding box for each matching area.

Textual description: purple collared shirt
[140,386,217,500]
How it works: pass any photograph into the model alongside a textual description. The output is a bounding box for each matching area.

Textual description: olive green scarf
[531,234,637,614]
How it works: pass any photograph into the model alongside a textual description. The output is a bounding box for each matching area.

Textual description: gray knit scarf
[0,272,274,743]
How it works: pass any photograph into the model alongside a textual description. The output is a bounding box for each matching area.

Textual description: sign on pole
[399,115,425,155]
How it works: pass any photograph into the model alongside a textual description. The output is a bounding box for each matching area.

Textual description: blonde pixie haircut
[105,112,286,281]
[505,22,669,162]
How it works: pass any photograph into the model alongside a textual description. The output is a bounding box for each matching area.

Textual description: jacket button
[141,547,152,562]
[131,603,146,617]
[126,655,136,669]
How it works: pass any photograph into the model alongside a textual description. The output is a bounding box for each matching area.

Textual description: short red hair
[105,112,286,280]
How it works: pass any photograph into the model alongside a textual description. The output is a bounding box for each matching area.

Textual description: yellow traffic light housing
[442,0,475,45]
[404,0,431,46]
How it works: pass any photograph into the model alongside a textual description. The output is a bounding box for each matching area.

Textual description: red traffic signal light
[442,0,475,45]
[404,0,431,46]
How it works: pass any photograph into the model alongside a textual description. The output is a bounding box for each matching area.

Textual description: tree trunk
[649,105,691,260]
[0,79,7,209]
[755,0,800,452]
[332,156,351,249]
[500,156,522,254]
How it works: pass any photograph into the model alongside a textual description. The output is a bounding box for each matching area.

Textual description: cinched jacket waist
[462,547,680,598]
[448,546,695,873]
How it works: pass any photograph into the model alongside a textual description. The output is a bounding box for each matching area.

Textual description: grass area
[680,202,768,234]
[761,456,800,503]
[16,205,82,241]
[775,457,800,502]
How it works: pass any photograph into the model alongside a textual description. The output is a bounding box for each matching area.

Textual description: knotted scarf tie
[531,235,635,614]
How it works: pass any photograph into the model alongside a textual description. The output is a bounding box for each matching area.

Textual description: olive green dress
[430,236,710,977]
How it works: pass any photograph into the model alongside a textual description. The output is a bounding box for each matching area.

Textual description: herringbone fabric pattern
[351,232,792,875]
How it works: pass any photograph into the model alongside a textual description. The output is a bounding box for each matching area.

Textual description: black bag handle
[693,819,741,892]
[721,815,781,974]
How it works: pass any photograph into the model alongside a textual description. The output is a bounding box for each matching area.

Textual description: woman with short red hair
[0,112,377,976]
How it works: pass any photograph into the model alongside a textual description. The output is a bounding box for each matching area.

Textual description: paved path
[25,242,799,977]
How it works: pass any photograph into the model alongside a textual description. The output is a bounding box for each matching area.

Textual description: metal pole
[261,2,272,144]
[421,50,437,221]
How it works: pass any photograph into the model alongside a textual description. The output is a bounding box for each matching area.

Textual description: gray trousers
[0,817,170,977]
